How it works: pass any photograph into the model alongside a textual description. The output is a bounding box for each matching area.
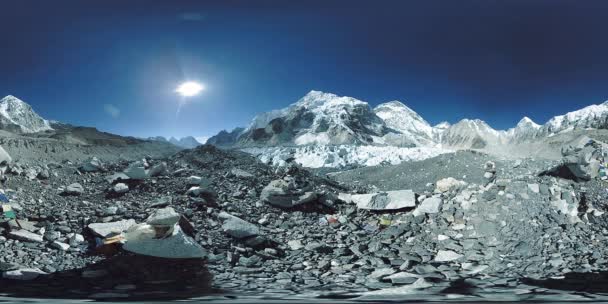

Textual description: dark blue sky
[1,0,608,139]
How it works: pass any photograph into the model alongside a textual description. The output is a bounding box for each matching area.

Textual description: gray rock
[146,207,180,226]
[343,190,417,210]
[123,162,148,180]
[113,183,129,194]
[63,183,84,195]
[413,196,442,216]
[434,250,463,262]
[8,230,43,243]
[51,241,70,251]
[148,162,168,177]
[260,179,300,208]
[528,183,540,193]
[123,225,206,259]
[80,157,104,172]
[288,240,304,250]
[88,219,137,238]
[435,177,466,193]
[231,168,254,178]
[3,268,46,280]
[219,212,260,239]
[106,173,130,184]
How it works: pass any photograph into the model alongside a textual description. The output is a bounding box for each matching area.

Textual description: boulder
[543,137,607,181]
[146,207,180,226]
[413,196,442,216]
[260,179,302,208]
[219,212,260,239]
[148,162,168,177]
[113,183,129,194]
[62,183,84,195]
[88,219,137,238]
[80,157,104,172]
[435,177,467,193]
[124,162,149,180]
[123,224,205,259]
[187,176,203,185]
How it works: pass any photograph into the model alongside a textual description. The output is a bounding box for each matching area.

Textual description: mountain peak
[0,95,52,133]
[517,116,540,128]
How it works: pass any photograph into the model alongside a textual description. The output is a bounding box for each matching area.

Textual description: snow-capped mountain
[146,136,203,148]
[0,95,52,133]
[373,101,435,146]
[237,90,389,146]
[537,101,608,136]
[506,117,541,141]
[169,136,202,149]
[207,127,244,147]
[208,90,608,167]
[439,119,506,148]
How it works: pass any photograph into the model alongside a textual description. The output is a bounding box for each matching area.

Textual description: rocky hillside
[2,139,608,301]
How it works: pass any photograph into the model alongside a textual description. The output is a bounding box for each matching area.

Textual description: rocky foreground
[1,138,608,301]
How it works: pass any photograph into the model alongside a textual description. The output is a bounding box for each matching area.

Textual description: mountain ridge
[209,90,608,149]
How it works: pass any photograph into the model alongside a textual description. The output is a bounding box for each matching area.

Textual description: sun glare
[176,81,204,97]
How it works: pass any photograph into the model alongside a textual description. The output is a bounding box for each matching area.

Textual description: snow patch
[242,145,452,168]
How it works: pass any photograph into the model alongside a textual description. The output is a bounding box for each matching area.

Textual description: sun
[176,81,204,97]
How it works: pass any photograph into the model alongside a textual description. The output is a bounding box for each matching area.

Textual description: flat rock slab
[88,219,136,238]
[8,229,43,243]
[3,268,46,280]
[342,190,416,210]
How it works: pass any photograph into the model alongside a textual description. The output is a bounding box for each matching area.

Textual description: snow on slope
[0,95,52,133]
[539,101,608,136]
[242,145,450,168]
[373,101,434,146]
[238,90,387,146]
